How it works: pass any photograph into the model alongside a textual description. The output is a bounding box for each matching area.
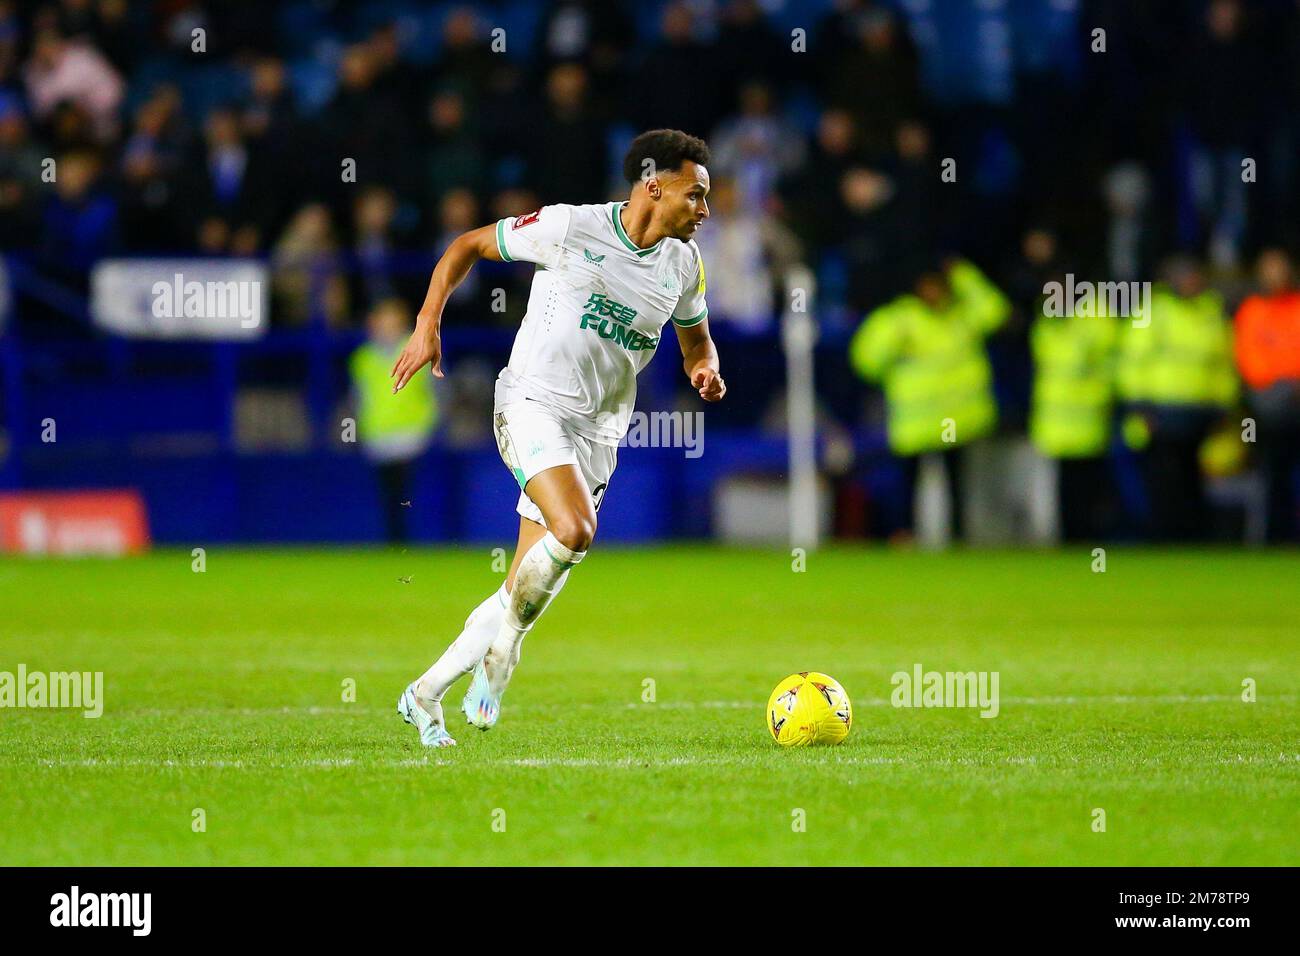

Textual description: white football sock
[489,567,568,681]
[414,583,509,704]
[484,532,584,694]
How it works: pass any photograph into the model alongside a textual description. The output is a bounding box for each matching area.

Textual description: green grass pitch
[1,546,1297,866]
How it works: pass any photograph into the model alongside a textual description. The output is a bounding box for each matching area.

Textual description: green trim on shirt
[672,307,708,328]
[496,219,514,262]
[610,202,662,257]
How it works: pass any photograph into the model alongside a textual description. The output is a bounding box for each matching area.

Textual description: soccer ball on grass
[767,672,852,746]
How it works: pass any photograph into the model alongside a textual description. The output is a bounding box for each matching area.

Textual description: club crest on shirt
[657,263,682,296]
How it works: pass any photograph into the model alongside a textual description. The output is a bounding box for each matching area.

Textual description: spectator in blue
[40,149,118,276]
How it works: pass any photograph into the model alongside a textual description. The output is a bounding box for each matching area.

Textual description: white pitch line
[23,756,744,769]
[121,706,368,717]
[631,694,1298,709]
[18,753,1298,771]
[93,693,1298,720]
[969,694,1299,706]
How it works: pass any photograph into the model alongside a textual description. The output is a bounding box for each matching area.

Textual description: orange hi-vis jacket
[1235,290,1300,390]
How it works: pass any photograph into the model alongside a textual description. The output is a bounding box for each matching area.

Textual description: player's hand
[692,367,726,402]
[391,325,443,392]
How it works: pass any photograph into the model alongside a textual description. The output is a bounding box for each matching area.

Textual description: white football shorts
[493,399,616,526]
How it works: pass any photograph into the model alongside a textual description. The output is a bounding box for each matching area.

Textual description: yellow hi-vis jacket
[1030,305,1119,459]
[1116,286,1238,410]
[849,260,1009,455]
[349,342,438,449]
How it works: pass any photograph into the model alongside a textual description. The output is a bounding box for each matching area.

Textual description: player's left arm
[675,319,725,402]
[672,244,724,401]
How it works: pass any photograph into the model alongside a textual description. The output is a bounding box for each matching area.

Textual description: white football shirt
[492,201,709,446]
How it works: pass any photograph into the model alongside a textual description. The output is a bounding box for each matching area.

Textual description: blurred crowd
[4,0,1300,319]
[2,0,1299,540]
[848,250,1300,544]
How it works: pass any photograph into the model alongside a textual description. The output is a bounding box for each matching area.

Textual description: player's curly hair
[622,129,711,184]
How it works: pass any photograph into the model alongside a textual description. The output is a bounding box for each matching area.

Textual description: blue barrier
[0,251,941,543]
[13,431,824,544]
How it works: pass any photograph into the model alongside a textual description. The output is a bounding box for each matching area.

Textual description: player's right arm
[392,206,571,392]
[391,224,502,393]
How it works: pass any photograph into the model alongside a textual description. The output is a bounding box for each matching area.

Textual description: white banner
[91,259,269,340]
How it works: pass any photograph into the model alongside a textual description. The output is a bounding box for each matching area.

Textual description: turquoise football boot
[398,683,457,748]
[460,661,501,730]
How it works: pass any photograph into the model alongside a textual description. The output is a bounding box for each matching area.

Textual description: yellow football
[766,672,852,746]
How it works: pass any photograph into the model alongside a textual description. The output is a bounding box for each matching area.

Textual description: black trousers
[1257,417,1300,543]
[375,459,414,544]
[1134,408,1215,542]
[1057,456,1115,542]
[900,448,965,539]
[1141,438,1209,542]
